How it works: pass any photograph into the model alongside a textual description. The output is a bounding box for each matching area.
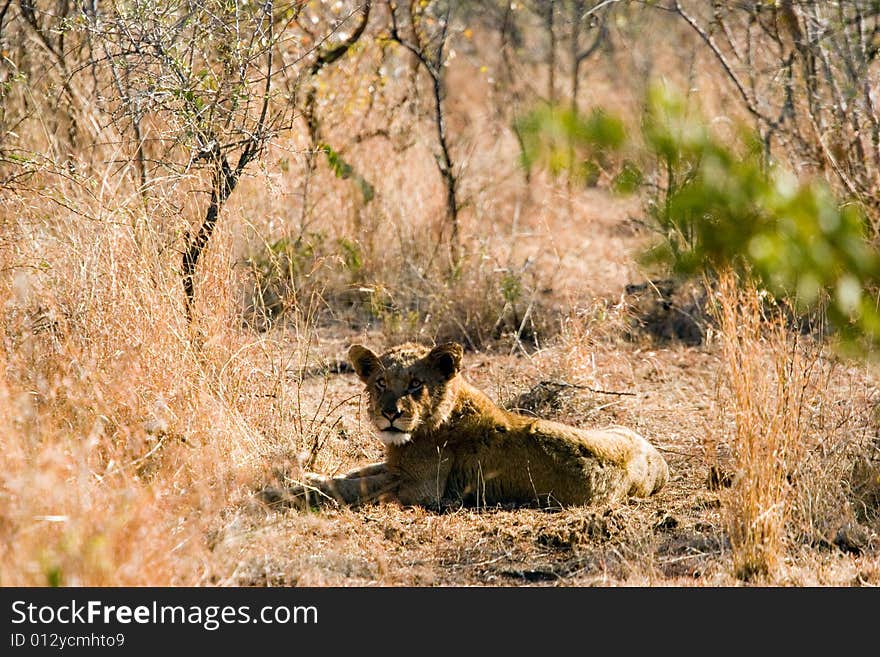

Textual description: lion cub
[281,342,668,509]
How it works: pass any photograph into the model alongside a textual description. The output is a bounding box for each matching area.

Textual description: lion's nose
[382,408,401,422]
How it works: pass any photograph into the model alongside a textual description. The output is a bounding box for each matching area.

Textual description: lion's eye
[409,378,422,392]
[375,376,386,390]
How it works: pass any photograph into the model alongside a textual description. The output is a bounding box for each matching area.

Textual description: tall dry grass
[711,272,878,582]
[0,164,338,585]
[712,273,804,579]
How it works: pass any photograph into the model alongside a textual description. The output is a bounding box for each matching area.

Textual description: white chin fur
[378,430,412,446]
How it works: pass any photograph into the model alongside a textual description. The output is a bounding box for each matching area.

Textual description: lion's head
[348,342,463,446]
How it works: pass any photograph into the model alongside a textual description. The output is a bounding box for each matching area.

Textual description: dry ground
[203,190,880,587]
[4,170,878,588]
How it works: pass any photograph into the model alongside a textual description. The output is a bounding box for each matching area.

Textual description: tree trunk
[182,155,238,321]
[431,71,459,264]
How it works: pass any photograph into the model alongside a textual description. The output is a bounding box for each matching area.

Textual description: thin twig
[673,1,766,123]
[536,379,637,397]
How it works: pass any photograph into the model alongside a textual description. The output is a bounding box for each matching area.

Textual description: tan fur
[279,342,668,509]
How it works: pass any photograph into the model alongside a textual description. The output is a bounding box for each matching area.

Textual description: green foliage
[519,85,880,345]
[500,271,522,305]
[319,143,375,203]
[337,236,363,274]
[514,104,625,183]
[638,84,764,267]
[612,160,643,195]
[639,86,880,343]
[45,565,63,587]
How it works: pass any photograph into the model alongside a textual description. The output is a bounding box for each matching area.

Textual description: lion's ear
[427,342,462,380]
[348,344,381,382]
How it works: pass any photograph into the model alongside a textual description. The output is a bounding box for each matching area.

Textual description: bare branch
[673,1,766,123]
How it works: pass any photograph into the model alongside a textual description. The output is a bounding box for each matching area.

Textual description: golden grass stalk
[713,271,809,581]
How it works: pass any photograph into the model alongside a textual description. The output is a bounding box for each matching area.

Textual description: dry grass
[1,8,878,588]
[712,273,807,580]
[0,173,309,585]
[707,272,880,582]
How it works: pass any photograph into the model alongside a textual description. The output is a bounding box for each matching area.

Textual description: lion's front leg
[342,462,388,479]
[308,462,398,506]
[261,462,398,509]
[394,450,454,509]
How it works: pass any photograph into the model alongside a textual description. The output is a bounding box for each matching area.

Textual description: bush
[518,85,880,347]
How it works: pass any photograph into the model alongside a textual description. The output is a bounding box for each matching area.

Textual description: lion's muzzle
[374,414,416,446]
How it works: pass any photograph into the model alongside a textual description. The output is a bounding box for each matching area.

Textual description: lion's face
[349,342,463,446]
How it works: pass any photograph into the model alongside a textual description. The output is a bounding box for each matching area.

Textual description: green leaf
[612,160,644,194]
[320,143,373,203]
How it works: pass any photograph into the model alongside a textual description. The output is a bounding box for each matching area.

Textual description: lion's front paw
[258,472,341,510]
